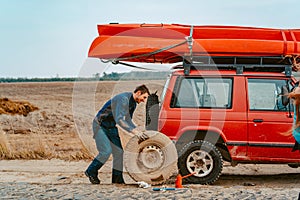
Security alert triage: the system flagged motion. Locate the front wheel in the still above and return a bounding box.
[178,140,223,185]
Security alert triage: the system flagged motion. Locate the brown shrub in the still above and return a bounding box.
[0,98,38,116]
[0,132,11,159]
[1,132,93,160]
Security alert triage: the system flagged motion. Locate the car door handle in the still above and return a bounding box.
[253,119,263,123]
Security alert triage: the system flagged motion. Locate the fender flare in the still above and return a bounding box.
[175,125,228,143]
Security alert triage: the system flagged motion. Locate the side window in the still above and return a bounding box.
[175,79,199,107]
[173,77,232,108]
[248,79,289,111]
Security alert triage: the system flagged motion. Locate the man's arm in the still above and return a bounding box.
[114,94,149,142]
[114,95,136,132]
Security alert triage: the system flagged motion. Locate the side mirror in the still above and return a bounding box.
[281,85,289,106]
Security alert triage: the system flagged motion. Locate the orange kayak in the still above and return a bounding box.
[88,23,300,63]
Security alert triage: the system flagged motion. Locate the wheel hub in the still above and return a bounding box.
[138,145,164,171]
[195,159,205,167]
[186,150,213,177]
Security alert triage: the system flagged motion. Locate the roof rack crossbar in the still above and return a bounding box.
[182,56,292,76]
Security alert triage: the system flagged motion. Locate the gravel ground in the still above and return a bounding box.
[0,160,300,200]
[0,182,299,200]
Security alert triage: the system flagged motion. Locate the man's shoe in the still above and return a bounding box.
[85,170,100,184]
[85,158,103,184]
[112,170,125,184]
[112,179,125,184]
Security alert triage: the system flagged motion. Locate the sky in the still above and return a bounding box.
[1,0,300,78]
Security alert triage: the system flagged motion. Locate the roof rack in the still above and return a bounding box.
[180,56,293,76]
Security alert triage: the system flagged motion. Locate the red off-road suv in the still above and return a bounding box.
[147,56,300,185]
[87,23,300,185]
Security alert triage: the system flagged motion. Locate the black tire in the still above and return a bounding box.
[178,140,223,185]
[124,131,178,185]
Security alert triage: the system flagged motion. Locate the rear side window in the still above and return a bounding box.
[172,77,233,108]
[248,78,290,111]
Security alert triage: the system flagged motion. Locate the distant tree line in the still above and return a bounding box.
[99,71,170,81]
[0,77,78,83]
[0,71,170,83]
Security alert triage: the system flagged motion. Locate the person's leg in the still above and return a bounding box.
[293,131,300,144]
[106,127,125,184]
[292,130,300,152]
[85,158,102,184]
[292,141,300,152]
[85,123,112,184]
[94,127,112,163]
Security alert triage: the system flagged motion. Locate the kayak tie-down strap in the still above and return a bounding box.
[100,25,195,64]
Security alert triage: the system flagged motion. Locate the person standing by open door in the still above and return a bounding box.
[289,83,300,151]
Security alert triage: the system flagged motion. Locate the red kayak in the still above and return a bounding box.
[88,23,300,63]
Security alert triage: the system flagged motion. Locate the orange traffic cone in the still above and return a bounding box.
[175,172,196,188]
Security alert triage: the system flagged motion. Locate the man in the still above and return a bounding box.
[289,83,300,152]
[85,84,150,184]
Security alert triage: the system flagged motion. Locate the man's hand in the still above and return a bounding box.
[131,128,140,135]
[136,132,149,143]
[131,128,149,143]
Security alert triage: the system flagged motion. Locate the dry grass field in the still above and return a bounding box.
[0,80,164,160]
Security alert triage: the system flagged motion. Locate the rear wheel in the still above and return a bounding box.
[178,140,223,185]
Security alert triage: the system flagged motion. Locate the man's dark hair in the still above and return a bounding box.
[134,84,150,95]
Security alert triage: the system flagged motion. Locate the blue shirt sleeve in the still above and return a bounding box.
[113,95,136,132]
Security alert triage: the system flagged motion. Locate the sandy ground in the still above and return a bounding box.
[0,81,300,199]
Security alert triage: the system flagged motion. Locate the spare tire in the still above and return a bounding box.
[124,131,178,185]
